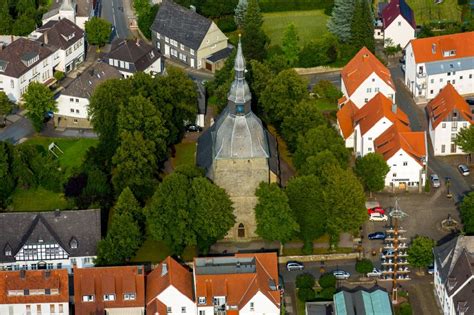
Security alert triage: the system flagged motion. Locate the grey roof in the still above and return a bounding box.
[425,57,474,76]
[433,236,474,285]
[306,302,333,315]
[194,257,256,275]
[452,277,474,314]
[106,39,161,72]
[206,45,233,63]
[0,209,101,263]
[228,40,251,105]
[446,249,474,297]
[36,18,84,50]
[62,61,122,98]
[151,0,212,50]
[0,38,56,78]
[333,287,393,315]
[43,0,92,19]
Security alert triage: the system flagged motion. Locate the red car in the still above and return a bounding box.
[368,207,385,215]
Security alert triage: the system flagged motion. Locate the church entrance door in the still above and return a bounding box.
[238,223,245,238]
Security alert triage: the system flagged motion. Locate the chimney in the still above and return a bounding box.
[54,209,61,217]
[189,4,196,12]
[392,103,397,114]
[432,43,437,54]
[161,263,168,276]
[136,38,140,46]
[20,270,26,279]
[44,32,48,45]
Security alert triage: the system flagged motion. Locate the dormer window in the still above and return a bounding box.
[4,243,12,256]
[198,296,206,304]
[103,294,115,301]
[21,52,40,67]
[149,51,155,58]
[82,295,94,302]
[69,237,78,249]
[443,50,456,57]
[124,293,136,300]
[0,60,7,72]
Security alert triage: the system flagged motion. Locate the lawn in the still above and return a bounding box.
[172,142,196,168]
[262,10,329,48]
[396,0,462,23]
[131,238,197,263]
[11,187,70,211]
[314,99,338,112]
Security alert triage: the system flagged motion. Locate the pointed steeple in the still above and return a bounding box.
[227,35,252,114]
[60,0,74,11]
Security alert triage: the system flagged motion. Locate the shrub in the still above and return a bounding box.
[64,173,87,198]
[302,240,313,255]
[355,258,373,274]
[297,287,316,302]
[296,273,315,289]
[318,274,336,288]
[53,71,65,81]
[216,16,237,33]
[312,80,342,103]
[319,287,336,300]
[399,302,412,315]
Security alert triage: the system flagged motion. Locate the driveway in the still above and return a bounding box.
[0,116,34,143]
[303,71,341,90]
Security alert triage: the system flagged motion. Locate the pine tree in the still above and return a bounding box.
[327,0,355,43]
[281,24,299,66]
[0,0,13,34]
[351,0,375,52]
[234,0,248,28]
[242,0,268,61]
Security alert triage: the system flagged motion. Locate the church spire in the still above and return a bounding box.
[60,0,74,11]
[227,35,252,114]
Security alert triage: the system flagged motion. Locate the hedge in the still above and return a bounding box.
[258,0,334,13]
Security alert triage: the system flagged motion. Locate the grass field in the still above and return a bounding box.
[12,187,70,211]
[131,238,197,263]
[376,0,463,23]
[262,10,329,47]
[171,142,196,168]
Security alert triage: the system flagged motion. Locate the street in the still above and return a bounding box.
[0,115,34,143]
[100,0,131,39]
[303,70,341,90]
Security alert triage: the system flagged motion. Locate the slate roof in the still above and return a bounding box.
[433,236,474,285]
[0,209,101,263]
[43,0,93,19]
[425,57,474,76]
[0,38,56,78]
[151,0,212,50]
[36,18,84,50]
[382,0,416,30]
[106,39,161,72]
[62,62,122,98]
[207,45,234,63]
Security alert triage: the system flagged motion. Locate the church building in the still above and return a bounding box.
[196,39,280,241]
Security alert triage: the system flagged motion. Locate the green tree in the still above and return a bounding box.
[298,34,340,67]
[0,91,13,126]
[286,175,326,250]
[137,4,159,39]
[281,24,299,66]
[327,0,355,42]
[0,141,16,209]
[112,131,157,201]
[114,187,144,228]
[12,14,36,35]
[23,82,56,132]
[312,80,342,103]
[249,60,273,101]
[0,0,13,34]
[296,273,315,289]
[407,236,435,270]
[354,153,390,196]
[460,192,474,234]
[319,274,336,288]
[234,0,247,28]
[299,150,340,177]
[255,183,299,252]
[95,212,143,265]
[241,0,268,61]
[297,287,316,302]
[351,0,375,52]
[455,125,474,157]
[85,17,112,47]
[355,258,374,275]
[260,69,308,126]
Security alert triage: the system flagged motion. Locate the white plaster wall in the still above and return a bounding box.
[240,291,280,315]
[348,73,395,109]
[56,95,89,119]
[384,15,415,48]
[356,117,393,156]
[105,307,145,315]
[384,149,425,187]
[0,302,69,315]
[425,69,474,100]
[56,37,85,73]
[404,43,417,95]
[144,57,162,75]
[0,256,96,273]
[157,286,195,315]
[431,120,471,156]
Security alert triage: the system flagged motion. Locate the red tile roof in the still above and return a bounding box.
[194,253,280,309]
[374,122,426,165]
[353,93,409,135]
[341,47,395,96]
[146,256,194,313]
[409,32,474,63]
[382,0,416,30]
[337,100,358,139]
[427,83,473,129]
[0,270,69,304]
[74,266,145,315]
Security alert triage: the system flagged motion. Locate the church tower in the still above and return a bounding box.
[196,38,280,241]
[59,0,76,24]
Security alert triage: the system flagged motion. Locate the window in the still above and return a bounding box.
[103,294,115,301]
[180,44,184,50]
[430,90,434,94]
[441,144,445,153]
[440,78,443,83]
[375,87,379,92]
[26,305,31,315]
[10,80,14,88]
[157,42,161,49]
[182,307,186,313]
[364,98,368,103]
[82,295,94,302]
[75,109,79,114]
[367,88,372,93]
[70,108,75,113]
[73,119,78,124]
[120,61,124,68]
[56,263,62,269]
[124,62,129,69]
[37,305,42,314]
[470,74,472,79]
[452,80,455,84]
[460,76,463,80]
[156,32,160,39]
[31,264,37,270]
[368,147,372,151]
[198,297,206,304]
[464,123,468,128]
[59,304,63,314]
[393,173,397,178]
[190,49,195,56]
[124,293,136,300]
[50,305,55,313]
[403,162,408,166]
[165,36,169,43]
[170,39,178,46]
[430,79,434,84]
[368,137,372,140]
[442,122,446,128]
[250,302,255,311]
[398,21,401,26]
[447,80,451,84]
[447,72,451,76]
[199,311,205,315]
[167,307,172,313]
[109,59,113,66]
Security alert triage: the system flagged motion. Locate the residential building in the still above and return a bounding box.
[433,236,474,315]
[55,62,121,129]
[0,38,59,103]
[146,256,195,315]
[74,265,146,315]
[193,253,281,314]
[374,122,428,188]
[337,99,358,148]
[196,39,279,240]
[42,0,95,30]
[381,0,416,48]
[333,287,393,315]
[427,83,473,156]
[0,209,101,272]
[340,47,396,109]
[0,269,69,315]
[32,18,85,73]
[104,39,163,78]
[305,301,333,315]
[404,32,474,101]
[151,0,233,72]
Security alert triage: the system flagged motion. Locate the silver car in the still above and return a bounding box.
[286,261,304,271]
[458,164,470,176]
[430,174,440,188]
[332,270,351,280]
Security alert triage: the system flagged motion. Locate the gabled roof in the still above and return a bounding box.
[146,256,194,312]
[341,47,395,96]
[353,93,409,136]
[409,32,474,64]
[0,38,56,78]
[445,249,474,297]
[62,62,122,98]
[337,100,358,139]
[106,39,161,72]
[374,122,426,165]
[193,253,280,309]
[433,236,474,285]
[427,83,473,128]
[74,265,146,314]
[0,269,69,304]
[36,18,84,50]
[334,287,392,315]
[382,0,416,30]
[151,0,212,50]
[0,209,101,263]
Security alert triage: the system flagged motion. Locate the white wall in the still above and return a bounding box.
[55,37,85,73]
[157,286,196,315]
[384,148,425,187]
[430,120,471,156]
[384,15,415,48]
[344,73,395,109]
[0,302,69,315]
[404,43,417,97]
[240,291,280,315]
[0,256,96,273]
[196,306,213,315]
[56,94,89,120]
[105,307,145,315]
[144,57,162,76]
[355,117,393,156]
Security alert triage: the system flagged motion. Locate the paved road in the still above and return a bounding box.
[303,71,341,90]
[101,0,131,39]
[0,116,34,143]
[279,260,358,285]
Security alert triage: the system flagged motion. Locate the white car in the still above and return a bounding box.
[369,213,388,222]
[332,270,351,280]
[367,268,382,277]
[286,261,304,271]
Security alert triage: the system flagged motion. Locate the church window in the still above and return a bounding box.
[236,105,244,114]
[238,223,245,238]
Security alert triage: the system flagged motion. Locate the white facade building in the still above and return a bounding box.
[42,0,93,30]
[381,0,416,48]
[404,32,474,101]
[427,83,473,156]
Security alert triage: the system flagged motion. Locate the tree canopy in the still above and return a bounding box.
[455,125,474,155]
[327,0,355,42]
[234,0,248,28]
[460,192,474,234]
[0,142,16,209]
[23,82,56,132]
[0,91,13,125]
[350,0,375,52]
[354,153,390,195]
[407,235,435,269]
[281,24,299,66]
[85,17,112,47]
[241,0,268,61]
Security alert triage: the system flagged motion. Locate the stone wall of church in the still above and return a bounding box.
[211,157,270,241]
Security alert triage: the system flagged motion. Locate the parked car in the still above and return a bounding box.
[185,124,203,132]
[368,207,385,215]
[369,213,388,222]
[367,268,382,277]
[427,264,434,275]
[286,261,304,271]
[458,164,470,176]
[466,98,474,106]
[368,231,386,240]
[430,174,441,188]
[332,270,351,280]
